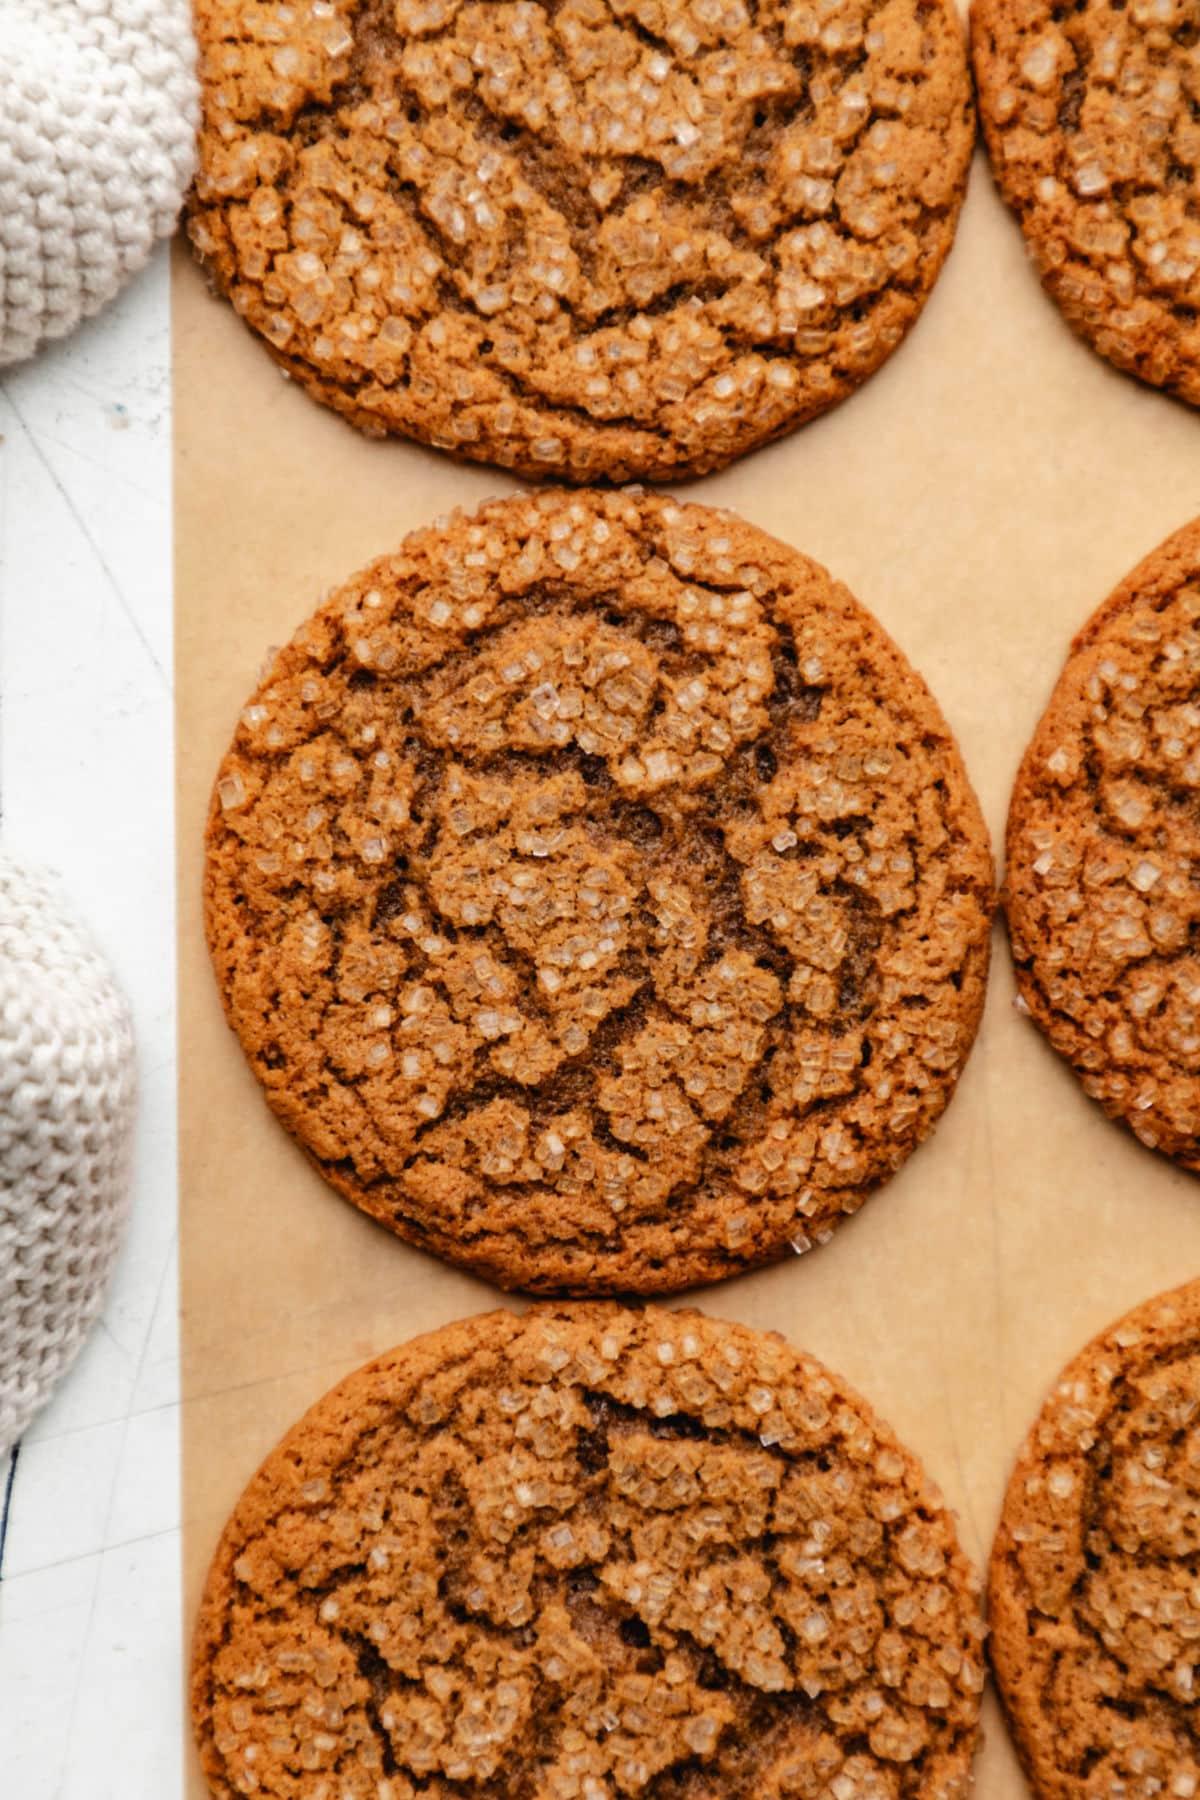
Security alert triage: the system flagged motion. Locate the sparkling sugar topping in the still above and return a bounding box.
[189,0,973,478]
[195,1305,985,1799]
[205,492,993,1293]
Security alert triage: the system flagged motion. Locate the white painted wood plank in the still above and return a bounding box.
[0,249,180,1799]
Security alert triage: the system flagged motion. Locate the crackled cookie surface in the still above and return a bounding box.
[204,491,992,1294]
[990,1281,1200,1800]
[189,0,974,481]
[192,1304,985,1800]
[973,0,1200,403]
[1006,520,1200,1169]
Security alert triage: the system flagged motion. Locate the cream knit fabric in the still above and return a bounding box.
[0,0,198,368]
[0,858,137,1453]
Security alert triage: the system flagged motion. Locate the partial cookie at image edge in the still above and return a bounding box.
[989,1279,1200,1800]
[1005,517,1200,1172]
[192,1302,987,1800]
[972,0,1200,408]
[189,0,975,481]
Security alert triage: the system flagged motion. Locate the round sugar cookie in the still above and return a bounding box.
[990,1280,1200,1800]
[192,1302,986,1800]
[1006,519,1200,1169]
[189,0,975,481]
[204,489,993,1294]
[973,0,1200,405]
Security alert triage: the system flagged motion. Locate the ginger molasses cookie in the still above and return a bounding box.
[973,0,1200,405]
[205,491,993,1294]
[188,0,975,482]
[1006,519,1200,1169]
[990,1281,1200,1800]
[192,1303,986,1800]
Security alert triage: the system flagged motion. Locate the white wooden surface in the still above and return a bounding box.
[0,251,180,1797]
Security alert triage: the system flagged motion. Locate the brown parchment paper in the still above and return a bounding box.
[176,141,1200,1796]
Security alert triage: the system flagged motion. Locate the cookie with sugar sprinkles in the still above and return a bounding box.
[204,490,993,1294]
[973,0,1200,404]
[989,1280,1200,1800]
[188,0,975,481]
[1006,519,1200,1170]
[191,1302,987,1800]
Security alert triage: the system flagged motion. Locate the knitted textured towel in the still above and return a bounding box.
[0,858,137,1453]
[0,0,198,368]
